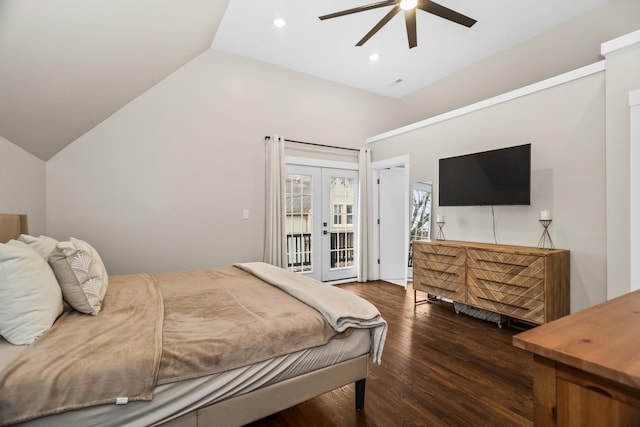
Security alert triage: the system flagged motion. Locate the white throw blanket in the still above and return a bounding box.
[235,262,387,364]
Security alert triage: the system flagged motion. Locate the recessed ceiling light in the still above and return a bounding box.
[369,53,380,62]
[273,18,286,28]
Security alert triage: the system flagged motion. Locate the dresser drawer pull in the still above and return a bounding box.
[422,268,458,277]
[478,296,530,311]
[426,253,458,259]
[475,278,529,289]
[475,260,530,268]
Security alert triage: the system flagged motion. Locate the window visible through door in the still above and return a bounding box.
[285,173,313,273]
[408,182,432,268]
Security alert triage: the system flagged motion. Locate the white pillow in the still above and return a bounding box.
[48,237,109,316]
[18,234,59,261]
[0,240,64,345]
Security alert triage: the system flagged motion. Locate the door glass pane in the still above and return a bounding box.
[329,177,355,269]
[286,174,312,272]
[408,183,432,268]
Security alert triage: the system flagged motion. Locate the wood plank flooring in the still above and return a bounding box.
[247,280,534,427]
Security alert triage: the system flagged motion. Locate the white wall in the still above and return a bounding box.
[603,33,640,299]
[0,136,46,234]
[370,71,607,313]
[630,89,640,292]
[399,0,640,127]
[46,49,405,275]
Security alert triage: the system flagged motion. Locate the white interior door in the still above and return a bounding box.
[285,165,358,282]
[379,167,407,286]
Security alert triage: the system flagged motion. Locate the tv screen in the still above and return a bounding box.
[439,144,531,206]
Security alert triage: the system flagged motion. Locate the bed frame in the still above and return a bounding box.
[0,213,368,427]
[162,357,367,427]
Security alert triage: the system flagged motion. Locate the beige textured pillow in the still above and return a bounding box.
[0,240,64,345]
[18,234,58,261]
[48,238,109,316]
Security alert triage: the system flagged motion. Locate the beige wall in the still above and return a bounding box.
[604,37,640,299]
[46,49,405,275]
[0,136,46,235]
[398,0,640,127]
[33,3,640,302]
[370,72,607,313]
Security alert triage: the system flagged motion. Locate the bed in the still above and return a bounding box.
[0,214,387,427]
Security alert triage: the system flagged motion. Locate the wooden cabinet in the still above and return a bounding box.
[513,290,640,426]
[412,243,466,301]
[413,240,569,324]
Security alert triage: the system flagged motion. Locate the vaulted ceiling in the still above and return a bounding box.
[0,0,616,161]
[0,0,229,161]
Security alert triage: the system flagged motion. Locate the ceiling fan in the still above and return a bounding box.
[319,0,477,49]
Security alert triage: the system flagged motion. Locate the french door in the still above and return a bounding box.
[285,165,358,282]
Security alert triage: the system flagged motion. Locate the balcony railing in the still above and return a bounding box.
[286,232,355,271]
[287,233,311,271]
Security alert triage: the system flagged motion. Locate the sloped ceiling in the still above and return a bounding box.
[0,0,229,161]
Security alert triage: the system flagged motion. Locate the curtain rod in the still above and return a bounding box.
[264,136,360,152]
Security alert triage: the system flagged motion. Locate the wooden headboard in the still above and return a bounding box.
[0,214,28,243]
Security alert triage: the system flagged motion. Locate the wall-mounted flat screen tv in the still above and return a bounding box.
[439,143,531,206]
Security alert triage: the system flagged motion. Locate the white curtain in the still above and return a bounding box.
[357,147,372,282]
[264,135,287,267]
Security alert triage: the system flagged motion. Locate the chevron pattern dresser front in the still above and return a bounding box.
[413,240,570,324]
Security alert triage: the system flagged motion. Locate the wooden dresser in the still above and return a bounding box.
[412,240,570,324]
[513,290,640,426]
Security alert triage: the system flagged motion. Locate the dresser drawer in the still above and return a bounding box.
[413,279,466,301]
[467,249,545,279]
[467,286,544,323]
[467,267,544,301]
[414,258,465,281]
[413,243,465,266]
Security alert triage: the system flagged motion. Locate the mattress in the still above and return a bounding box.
[2,328,370,427]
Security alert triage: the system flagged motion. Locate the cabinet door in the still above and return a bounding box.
[557,378,640,427]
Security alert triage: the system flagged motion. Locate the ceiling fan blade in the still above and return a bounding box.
[418,0,477,27]
[356,5,401,46]
[319,0,397,20]
[404,8,417,48]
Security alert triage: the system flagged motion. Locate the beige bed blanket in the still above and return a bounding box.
[235,262,387,364]
[0,274,164,425]
[0,266,336,426]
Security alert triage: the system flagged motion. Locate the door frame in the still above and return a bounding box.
[371,154,410,285]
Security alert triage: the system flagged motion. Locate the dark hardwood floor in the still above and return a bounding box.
[247,280,534,427]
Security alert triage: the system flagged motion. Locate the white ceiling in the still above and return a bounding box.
[212,0,609,98]
[0,0,612,161]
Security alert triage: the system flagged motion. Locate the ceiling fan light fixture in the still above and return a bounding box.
[400,0,418,11]
[319,1,476,48]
